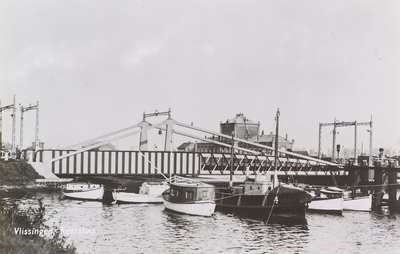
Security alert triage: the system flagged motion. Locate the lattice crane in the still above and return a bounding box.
[0,95,16,152]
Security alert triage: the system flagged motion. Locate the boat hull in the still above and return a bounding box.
[308,197,343,215]
[216,202,307,219]
[343,195,372,212]
[63,187,104,200]
[116,192,164,203]
[163,200,216,217]
[215,193,307,219]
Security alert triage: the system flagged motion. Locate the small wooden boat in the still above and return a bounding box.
[115,181,169,203]
[62,182,104,200]
[162,176,216,217]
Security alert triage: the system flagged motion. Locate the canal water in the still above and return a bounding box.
[2,189,400,254]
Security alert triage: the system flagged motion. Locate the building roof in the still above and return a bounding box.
[177,142,193,149]
[224,113,255,124]
[250,133,293,144]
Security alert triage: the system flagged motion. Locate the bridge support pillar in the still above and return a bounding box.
[164,119,174,151]
[139,121,150,151]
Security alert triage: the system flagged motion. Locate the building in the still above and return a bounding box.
[177,142,195,152]
[180,113,295,154]
[83,142,116,151]
[248,132,295,155]
[220,113,260,140]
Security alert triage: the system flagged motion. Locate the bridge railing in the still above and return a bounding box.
[34,149,342,176]
[35,150,200,176]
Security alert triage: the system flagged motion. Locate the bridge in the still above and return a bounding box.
[29,110,343,177]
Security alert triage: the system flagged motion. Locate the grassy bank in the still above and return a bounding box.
[0,160,44,187]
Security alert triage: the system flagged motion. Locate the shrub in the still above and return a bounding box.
[0,198,76,254]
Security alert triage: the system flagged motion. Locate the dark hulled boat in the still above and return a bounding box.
[215,109,311,220]
[215,175,311,219]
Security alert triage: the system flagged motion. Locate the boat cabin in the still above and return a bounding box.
[139,182,169,195]
[233,172,274,195]
[167,181,215,203]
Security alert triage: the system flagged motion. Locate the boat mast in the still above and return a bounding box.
[274,108,280,188]
[229,130,234,189]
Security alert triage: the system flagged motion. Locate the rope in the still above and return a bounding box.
[266,185,281,223]
[304,183,400,189]
[138,150,169,180]
[213,186,283,223]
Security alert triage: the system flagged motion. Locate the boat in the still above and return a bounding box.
[302,185,343,215]
[308,196,343,215]
[215,109,311,220]
[343,191,372,212]
[320,186,372,212]
[215,172,311,219]
[305,186,371,213]
[162,176,216,217]
[62,182,104,200]
[115,181,169,203]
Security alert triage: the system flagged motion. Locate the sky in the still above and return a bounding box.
[1,0,399,156]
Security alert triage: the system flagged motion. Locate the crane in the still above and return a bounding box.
[0,95,16,153]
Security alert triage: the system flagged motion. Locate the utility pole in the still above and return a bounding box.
[274,108,280,188]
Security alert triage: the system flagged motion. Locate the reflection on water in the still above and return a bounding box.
[1,189,400,254]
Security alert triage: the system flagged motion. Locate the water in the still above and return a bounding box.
[2,189,400,254]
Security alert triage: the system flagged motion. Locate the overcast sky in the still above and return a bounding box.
[1,0,399,155]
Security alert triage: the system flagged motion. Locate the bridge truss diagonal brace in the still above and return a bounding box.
[51,120,168,162]
[175,120,340,167]
[64,122,143,149]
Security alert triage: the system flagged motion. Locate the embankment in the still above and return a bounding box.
[0,160,44,188]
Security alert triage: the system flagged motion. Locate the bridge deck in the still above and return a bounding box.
[32,149,344,176]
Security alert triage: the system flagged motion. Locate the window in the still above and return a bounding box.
[186,191,193,199]
[202,190,209,198]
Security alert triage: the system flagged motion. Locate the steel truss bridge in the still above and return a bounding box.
[32,110,343,176]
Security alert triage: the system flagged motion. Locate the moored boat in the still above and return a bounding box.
[308,197,343,215]
[304,186,343,215]
[215,109,311,220]
[305,186,371,213]
[116,181,169,203]
[343,193,372,212]
[62,182,104,200]
[162,176,216,217]
[319,187,372,212]
[215,173,311,219]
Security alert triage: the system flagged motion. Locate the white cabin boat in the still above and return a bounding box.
[63,183,104,200]
[162,176,216,217]
[115,182,169,203]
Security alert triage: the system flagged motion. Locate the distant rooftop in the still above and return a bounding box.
[224,113,255,124]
